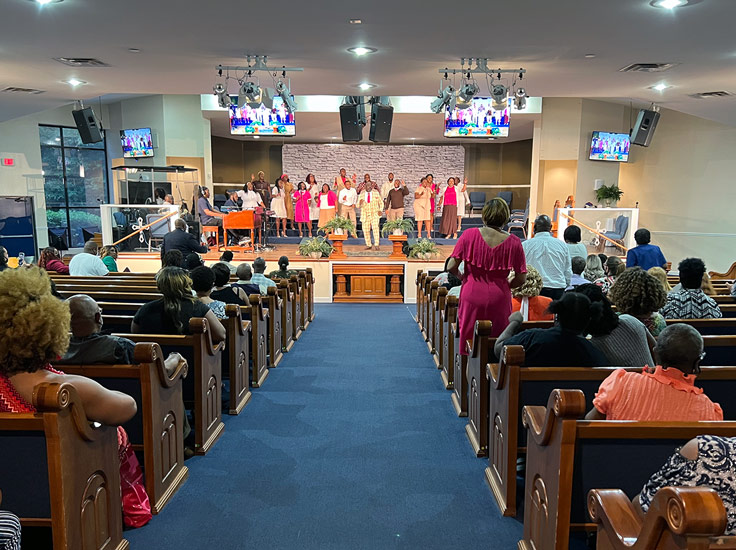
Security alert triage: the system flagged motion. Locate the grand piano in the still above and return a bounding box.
[223,210,255,251]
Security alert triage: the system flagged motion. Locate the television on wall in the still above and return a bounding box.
[120,128,154,158]
[444,97,510,138]
[589,131,630,162]
[229,97,295,136]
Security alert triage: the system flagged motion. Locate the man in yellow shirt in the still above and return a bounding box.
[358,182,383,250]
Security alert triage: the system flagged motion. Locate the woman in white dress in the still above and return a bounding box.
[271,178,288,237]
[306,173,320,233]
[238,181,264,245]
[455,176,469,233]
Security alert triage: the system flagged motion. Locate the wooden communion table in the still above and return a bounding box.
[333,264,404,303]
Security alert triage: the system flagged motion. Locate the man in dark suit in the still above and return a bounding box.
[160,218,208,262]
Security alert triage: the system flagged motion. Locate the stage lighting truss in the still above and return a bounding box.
[214,55,303,112]
[434,58,529,113]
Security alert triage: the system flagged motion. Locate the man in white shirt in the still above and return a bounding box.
[338,180,359,238]
[521,215,572,299]
[69,241,109,276]
[380,172,396,201]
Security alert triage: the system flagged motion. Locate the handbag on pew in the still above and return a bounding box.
[117,426,152,528]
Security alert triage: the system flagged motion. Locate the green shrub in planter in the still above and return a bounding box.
[381,218,415,237]
[408,238,440,259]
[318,216,355,235]
[298,236,333,258]
[595,184,623,207]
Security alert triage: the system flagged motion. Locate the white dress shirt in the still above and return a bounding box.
[521,232,572,289]
[339,188,357,206]
[238,190,262,209]
[69,253,109,276]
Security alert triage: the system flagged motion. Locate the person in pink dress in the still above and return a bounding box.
[447,197,527,354]
[293,181,312,237]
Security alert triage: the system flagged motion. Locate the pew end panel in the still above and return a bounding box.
[277,280,295,353]
[433,287,448,369]
[465,320,493,457]
[426,280,440,352]
[440,295,458,390]
[246,294,270,388]
[451,321,469,417]
[289,275,303,342]
[266,287,284,368]
[222,305,253,415]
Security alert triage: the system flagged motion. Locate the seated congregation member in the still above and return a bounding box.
[448,198,527,352]
[184,252,204,271]
[156,249,184,280]
[132,266,226,343]
[522,214,571,299]
[232,264,261,297]
[563,225,588,261]
[0,246,8,272]
[0,509,21,550]
[626,228,667,270]
[250,257,277,295]
[586,323,722,421]
[446,272,462,298]
[608,267,668,337]
[210,262,248,305]
[269,255,297,280]
[38,247,68,274]
[573,284,655,368]
[567,256,588,289]
[661,258,722,319]
[583,253,605,282]
[512,265,554,321]
[732,281,736,297]
[68,240,108,276]
[100,245,118,273]
[597,253,608,268]
[161,218,208,261]
[219,250,238,274]
[190,266,226,319]
[647,266,672,292]
[494,292,607,366]
[594,255,624,294]
[638,435,736,535]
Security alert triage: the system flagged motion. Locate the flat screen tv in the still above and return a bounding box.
[444,97,510,138]
[589,131,630,162]
[229,96,295,136]
[120,128,154,158]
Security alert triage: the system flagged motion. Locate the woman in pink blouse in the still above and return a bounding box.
[438,177,459,238]
[293,181,313,237]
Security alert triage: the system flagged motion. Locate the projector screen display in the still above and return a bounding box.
[229,97,295,136]
[120,128,154,158]
[444,97,510,138]
[589,131,630,162]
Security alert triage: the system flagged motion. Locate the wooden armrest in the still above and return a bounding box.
[133,342,187,387]
[33,383,100,442]
[522,389,585,446]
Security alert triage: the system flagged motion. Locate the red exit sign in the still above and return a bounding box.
[2,158,14,166]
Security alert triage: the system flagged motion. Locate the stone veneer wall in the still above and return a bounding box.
[282,144,465,217]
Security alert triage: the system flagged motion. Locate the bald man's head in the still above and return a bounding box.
[67,294,103,337]
[83,240,99,254]
[655,323,704,374]
[533,215,552,234]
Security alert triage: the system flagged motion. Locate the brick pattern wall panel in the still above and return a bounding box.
[282,144,465,217]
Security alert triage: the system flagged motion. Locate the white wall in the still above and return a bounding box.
[619,108,736,272]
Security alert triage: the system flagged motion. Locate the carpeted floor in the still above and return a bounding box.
[124,304,522,549]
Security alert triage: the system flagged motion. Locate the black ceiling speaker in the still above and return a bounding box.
[72,107,104,144]
[369,103,393,143]
[339,97,365,142]
[630,109,660,147]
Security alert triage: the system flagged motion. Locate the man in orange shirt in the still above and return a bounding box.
[585,323,722,421]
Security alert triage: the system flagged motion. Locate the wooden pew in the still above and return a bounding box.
[222,305,252,415]
[519,389,736,550]
[416,271,426,330]
[422,276,435,341]
[432,287,448,370]
[425,279,439,349]
[440,295,458,390]
[59,289,161,303]
[116,318,225,455]
[0,383,128,550]
[588,486,735,550]
[245,294,270,388]
[289,275,303,343]
[265,286,284,368]
[485,343,736,518]
[99,302,145,315]
[301,268,315,327]
[451,313,469,417]
[277,280,295,353]
[59,343,189,514]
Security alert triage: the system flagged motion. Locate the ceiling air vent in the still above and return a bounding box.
[689,91,733,99]
[53,57,109,67]
[2,86,45,94]
[619,63,677,73]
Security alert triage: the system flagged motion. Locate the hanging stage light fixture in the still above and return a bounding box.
[213,82,232,108]
[276,80,298,113]
[456,81,479,110]
[514,88,527,110]
[491,83,509,111]
[430,85,456,114]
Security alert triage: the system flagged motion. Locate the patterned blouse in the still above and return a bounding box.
[660,289,723,319]
[640,435,736,534]
[205,300,227,319]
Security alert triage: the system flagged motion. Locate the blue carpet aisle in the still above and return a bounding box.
[125,304,522,549]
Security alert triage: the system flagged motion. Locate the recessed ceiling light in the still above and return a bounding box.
[128,48,141,53]
[31,0,64,4]
[252,135,260,139]
[650,83,671,91]
[649,0,703,8]
[358,82,376,90]
[488,137,498,140]
[584,54,597,59]
[349,18,362,24]
[348,47,377,56]
[64,79,86,87]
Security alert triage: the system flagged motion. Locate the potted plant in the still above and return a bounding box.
[319,216,355,236]
[381,218,415,237]
[595,184,624,208]
[298,236,333,259]
[408,238,440,260]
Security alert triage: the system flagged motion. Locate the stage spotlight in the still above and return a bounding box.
[213,83,231,108]
[430,85,456,114]
[276,80,298,113]
[456,82,479,110]
[261,87,275,110]
[491,84,508,111]
[240,80,262,108]
[514,88,527,110]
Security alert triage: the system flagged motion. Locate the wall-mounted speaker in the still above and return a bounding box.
[630,109,660,147]
[339,102,365,142]
[369,103,393,143]
[72,107,104,144]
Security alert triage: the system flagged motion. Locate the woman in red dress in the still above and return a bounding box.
[447,198,527,354]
